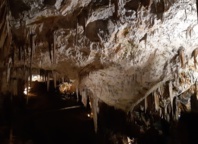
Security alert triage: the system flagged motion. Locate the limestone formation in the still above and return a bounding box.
[1,1,198,142]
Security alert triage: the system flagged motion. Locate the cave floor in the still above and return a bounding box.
[1,91,96,144]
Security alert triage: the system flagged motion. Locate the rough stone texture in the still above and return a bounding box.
[1,0,198,113]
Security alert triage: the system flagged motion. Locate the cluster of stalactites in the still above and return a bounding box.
[131,47,198,122]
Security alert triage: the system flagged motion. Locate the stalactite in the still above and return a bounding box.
[76,84,79,102]
[18,46,21,61]
[0,3,6,24]
[75,79,79,102]
[113,0,119,20]
[164,101,168,120]
[23,65,26,82]
[92,97,98,132]
[174,97,179,120]
[144,97,148,112]
[82,89,88,107]
[22,44,25,63]
[159,107,162,117]
[196,0,198,23]
[62,77,64,83]
[131,76,173,111]
[48,41,52,62]
[3,32,11,59]
[109,0,112,7]
[83,15,87,37]
[45,71,47,82]
[9,128,13,144]
[29,33,35,87]
[139,33,147,48]
[178,46,185,69]
[11,44,15,65]
[169,81,173,114]
[13,79,17,96]
[47,71,50,91]
[53,71,57,88]
[40,69,43,81]
[163,0,171,11]
[53,32,56,64]
[6,57,12,83]
[154,91,160,111]
[33,36,36,54]
[192,48,198,69]
[26,68,29,104]
[26,43,29,55]
[196,81,198,100]
[75,19,78,46]
[46,28,54,63]
[154,0,165,20]
[0,12,6,37]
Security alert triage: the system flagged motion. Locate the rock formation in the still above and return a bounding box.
[1,0,198,143]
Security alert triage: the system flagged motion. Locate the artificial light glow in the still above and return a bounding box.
[127,137,135,144]
[31,75,42,81]
[23,87,31,95]
[87,112,93,118]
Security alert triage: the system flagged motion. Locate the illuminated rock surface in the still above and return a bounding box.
[1,0,198,143]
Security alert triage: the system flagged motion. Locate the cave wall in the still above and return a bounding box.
[78,0,198,112]
[2,0,198,139]
[4,0,198,114]
[0,0,12,113]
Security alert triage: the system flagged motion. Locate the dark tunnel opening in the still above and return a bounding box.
[0,81,96,144]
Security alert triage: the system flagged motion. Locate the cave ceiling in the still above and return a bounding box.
[6,0,198,111]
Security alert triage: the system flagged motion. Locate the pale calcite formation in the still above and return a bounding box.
[1,0,198,113]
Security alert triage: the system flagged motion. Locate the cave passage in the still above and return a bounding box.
[0,81,96,144]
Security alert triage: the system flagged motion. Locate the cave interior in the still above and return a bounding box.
[1,0,198,144]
